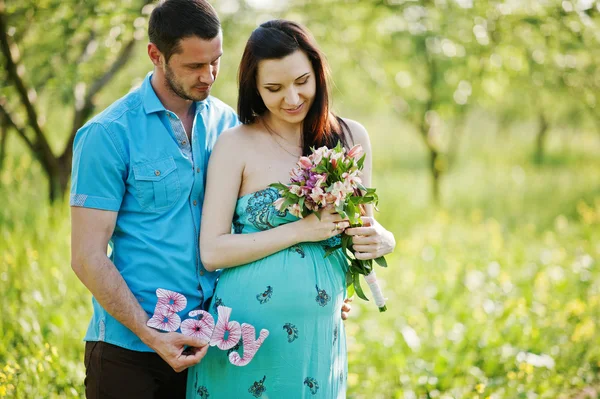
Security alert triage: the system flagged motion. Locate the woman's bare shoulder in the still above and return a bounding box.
[340,117,370,146]
[214,123,263,151]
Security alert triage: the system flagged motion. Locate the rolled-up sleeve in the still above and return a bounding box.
[70,122,127,211]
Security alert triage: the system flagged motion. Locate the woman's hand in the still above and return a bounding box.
[344,216,396,260]
[296,206,350,243]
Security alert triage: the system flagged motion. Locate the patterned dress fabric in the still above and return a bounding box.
[187,187,348,398]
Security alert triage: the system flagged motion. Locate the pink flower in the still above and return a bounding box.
[343,180,354,194]
[298,156,312,170]
[156,288,187,313]
[330,181,346,196]
[329,151,344,169]
[290,167,304,182]
[347,144,363,159]
[304,199,318,211]
[325,192,337,206]
[311,146,330,165]
[335,192,345,207]
[289,204,303,218]
[210,306,242,350]
[331,151,344,162]
[310,187,327,206]
[328,181,348,207]
[311,153,322,165]
[180,310,215,343]
[147,309,181,332]
[342,171,362,187]
[290,184,305,197]
[314,174,327,188]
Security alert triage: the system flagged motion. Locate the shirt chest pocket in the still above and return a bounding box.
[132,157,181,211]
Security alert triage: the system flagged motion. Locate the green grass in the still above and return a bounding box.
[0,118,599,398]
[0,155,87,398]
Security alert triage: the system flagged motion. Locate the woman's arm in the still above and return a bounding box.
[199,127,348,271]
[342,118,396,259]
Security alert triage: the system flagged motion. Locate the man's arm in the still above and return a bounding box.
[71,207,207,372]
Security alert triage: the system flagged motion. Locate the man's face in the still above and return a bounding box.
[162,33,223,102]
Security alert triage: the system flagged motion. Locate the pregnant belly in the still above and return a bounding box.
[210,244,347,322]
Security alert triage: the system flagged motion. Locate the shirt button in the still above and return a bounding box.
[181,140,187,145]
[196,167,201,173]
[193,200,197,206]
[154,170,161,176]
[199,270,205,276]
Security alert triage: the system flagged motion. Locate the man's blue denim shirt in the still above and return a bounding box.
[70,72,239,351]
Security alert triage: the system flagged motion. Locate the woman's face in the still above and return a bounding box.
[256,50,317,126]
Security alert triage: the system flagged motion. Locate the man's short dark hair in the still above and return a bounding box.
[148,0,220,62]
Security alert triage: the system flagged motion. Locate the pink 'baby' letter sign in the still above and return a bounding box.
[146,289,269,366]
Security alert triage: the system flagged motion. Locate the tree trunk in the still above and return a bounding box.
[44,157,71,202]
[429,146,441,204]
[47,170,60,203]
[0,4,146,202]
[0,114,7,171]
[417,36,443,205]
[57,159,71,201]
[419,117,442,205]
[535,112,549,164]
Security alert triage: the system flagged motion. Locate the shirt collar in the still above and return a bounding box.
[142,72,210,115]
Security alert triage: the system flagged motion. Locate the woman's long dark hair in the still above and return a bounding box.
[237,19,351,154]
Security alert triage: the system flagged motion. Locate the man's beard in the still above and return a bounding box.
[164,64,210,102]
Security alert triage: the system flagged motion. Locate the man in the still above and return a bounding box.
[70,0,395,398]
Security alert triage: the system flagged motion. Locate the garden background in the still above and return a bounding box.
[1,0,599,398]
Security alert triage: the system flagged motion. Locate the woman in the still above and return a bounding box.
[187,20,391,398]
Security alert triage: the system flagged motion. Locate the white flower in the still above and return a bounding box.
[273,197,285,211]
[289,204,303,218]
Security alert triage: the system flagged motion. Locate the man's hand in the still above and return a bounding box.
[345,217,396,260]
[341,296,353,321]
[145,330,209,372]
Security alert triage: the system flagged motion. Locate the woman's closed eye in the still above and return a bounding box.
[264,76,309,92]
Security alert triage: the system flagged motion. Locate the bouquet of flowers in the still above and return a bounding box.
[271,142,388,312]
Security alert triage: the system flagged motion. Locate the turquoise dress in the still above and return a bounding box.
[187,187,348,398]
